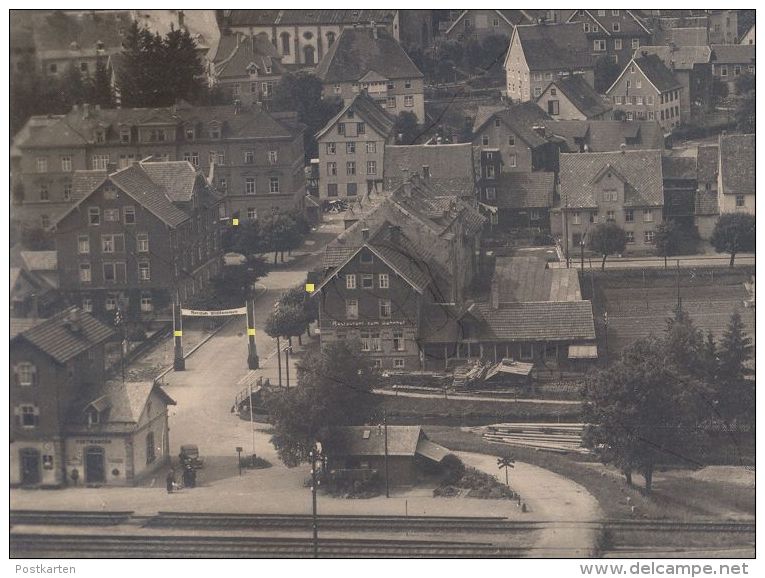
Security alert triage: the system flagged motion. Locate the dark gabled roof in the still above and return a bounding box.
[654,26,709,47]
[138,160,199,203]
[225,9,397,27]
[108,165,193,226]
[11,306,115,364]
[662,155,697,181]
[633,54,682,92]
[315,93,394,140]
[559,149,664,208]
[696,144,719,183]
[512,23,594,71]
[71,170,108,202]
[492,257,582,303]
[569,9,651,36]
[315,27,423,83]
[212,33,286,79]
[472,301,596,342]
[695,189,719,216]
[384,144,475,190]
[31,10,132,55]
[543,75,612,119]
[549,120,664,152]
[445,9,530,34]
[473,101,553,147]
[719,134,755,196]
[710,44,756,65]
[494,172,555,209]
[333,426,424,457]
[636,45,711,71]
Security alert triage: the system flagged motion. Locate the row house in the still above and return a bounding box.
[709,45,756,92]
[662,154,698,228]
[221,9,399,66]
[13,102,306,228]
[504,22,595,103]
[566,9,652,67]
[536,75,613,120]
[206,33,286,108]
[606,54,684,133]
[556,149,665,256]
[316,27,425,123]
[51,160,224,318]
[309,176,485,370]
[441,10,531,42]
[694,143,721,239]
[484,172,556,231]
[315,94,395,200]
[718,133,755,216]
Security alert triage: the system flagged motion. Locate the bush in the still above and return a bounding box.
[441,454,466,485]
[433,485,461,497]
[241,454,272,469]
[435,465,514,500]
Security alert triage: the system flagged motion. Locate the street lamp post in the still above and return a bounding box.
[309,443,326,558]
[236,447,243,476]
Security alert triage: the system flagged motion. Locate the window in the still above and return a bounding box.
[404,95,414,107]
[88,207,100,225]
[105,294,117,310]
[379,273,389,289]
[137,233,149,253]
[346,162,356,176]
[19,405,38,428]
[357,123,365,135]
[326,142,336,155]
[636,78,642,89]
[594,39,606,51]
[362,274,374,289]
[326,162,337,176]
[269,177,280,193]
[598,9,606,16]
[485,165,496,179]
[346,142,356,154]
[92,155,110,170]
[393,358,405,369]
[508,135,515,146]
[78,235,90,254]
[60,156,72,172]
[95,129,106,143]
[393,331,404,351]
[614,38,623,51]
[119,153,135,169]
[632,38,640,49]
[736,195,745,207]
[508,154,517,168]
[367,161,377,175]
[209,124,221,139]
[405,80,412,89]
[360,250,373,264]
[138,261,151,280]
[280,32,291,54]
[121,206,135,225]
[346,299,358,319]
[121,127,131,143]
[268,150,278,164]
[17,363,36,386]
[520,343,533,360]
[232,83,241,96]
[39,184,49,201]
[583,22,590,32]
[613,23,620,32]
[82,298,93,312]
[530,209,541,221]
[79,263,91,282]
[572,212,581,225]
[603,190,618,202]
[246,178,256,194]
[327,183,338,197]
[644,230,655,243]
[49,63,57,74]
[733,65,741,76]
[360,332,371,351]
[346,274,357,289]
[534,86,542,97]
[625,231,635,243]
[643,209,653,222]
[548,100,560,115]
[606,210,615,221]
[624,209,634,222]
[386,96,396,109]
[104,209,120,222]
[244,151,255,164]
[145,431,156,465]
[247,208,257,220]
[366,141,377,154]
[337,123,345,135]
[379,299,391,318]
[485,187,496,201]
[101,234,124,253]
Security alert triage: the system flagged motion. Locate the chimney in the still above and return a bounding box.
[234,99,241,114]
[422,165,430,180]
[491,277,500,309]
[362,228,370,241]
[82,103,91,118]
[371,22,378,39]
[620,143,627,154]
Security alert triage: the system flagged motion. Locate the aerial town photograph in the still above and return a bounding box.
[6,3,758,570]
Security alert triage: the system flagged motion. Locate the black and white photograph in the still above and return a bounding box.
[6,2,758,569]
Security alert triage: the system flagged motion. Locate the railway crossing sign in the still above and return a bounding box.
[497,457,515,486]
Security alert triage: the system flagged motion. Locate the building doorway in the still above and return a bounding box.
[303,45,316,65]
[20,448,41,485]
[85,446,106,484]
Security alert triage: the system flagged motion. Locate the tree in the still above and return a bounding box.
[734,73,756,96]
[653,221,684,269]
[710,213,755,267]
[259,212,304,263]
[479,34,511,75]
[394,111,420,145]
[278,284,319,340]
[594,56,622,93]
[735,89,755,133]
[91,57,114,107]
[265,303,309,344]
[664,306,704,378]
[206,258,268,308]
[587,222,627,270]
[266,341,381,466]
[718,311,753,383]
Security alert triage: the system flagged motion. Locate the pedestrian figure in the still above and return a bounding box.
[189,467,197,488]
[166,468,175,493]
[183,464,193,488]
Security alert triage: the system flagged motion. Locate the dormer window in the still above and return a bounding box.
[15,362,37,386]
[185,126,195,141]
[209,123,221,139]
[247,63,258,76]
[119,127,131,144]
[95,129,105,143]
[265,65,272,75]
[87,408,100,426]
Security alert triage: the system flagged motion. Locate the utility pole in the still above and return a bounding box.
[249,383,256,455]
[285,342,290,389]
[676,259,682,310]
[246,298,259,369]
[276,335,282,387]
[384,410,390,498]
[173,290,185,371]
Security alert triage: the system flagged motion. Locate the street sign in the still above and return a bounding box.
[181,307,247,317]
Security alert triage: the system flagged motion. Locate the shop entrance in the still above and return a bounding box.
[85,446,106,484]
[20,448,41,485]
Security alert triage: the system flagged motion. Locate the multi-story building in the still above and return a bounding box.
[11,307,114,487]
[309,176,485,370]
[739,23,755,45]
[707,10,739,44]
[441,10,530,42]
[316,27,425,123]
[546,119,665,153]
[315,93,395,200]
[718,134,755,215]
[606,54,684,132]
[662,153,698,228]
[504,22,595,103]
[13,102,306,228]
[709,44,756,92]
[383,143,478,199]
[566,9,652,68]
[536,75,612,120]
[51,160,223,318]
[557,149,664,256]
[206,32,286,107]
[220,9,399,66]
[636,46,713,118]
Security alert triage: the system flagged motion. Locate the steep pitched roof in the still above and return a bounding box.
[213,33,285,79]
[138,160,199,203]
[31,10,132,56]
[654,26,709,47]
[636,45,711,71]
[719,134,755,196]
[710,44,756,65]
[20,251,57,271]
[473,101,553,147]
[512,23,594,71]
[11,306,115,364]
[445,9,529,35]
[543,75,612,119]
[549,120,664,152]
[71,170,108,202]
[696,144,719,183]
[559,149,664,208]
[632,54,683,92]
[315,27,423,83]
[384,144,475,191]
[315,93,394,140]
[493,257,581,303]
[333,426,424,457]
[494,172,555,209]
[225,10,397,27]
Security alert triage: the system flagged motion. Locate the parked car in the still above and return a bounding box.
[179,444,203,469]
